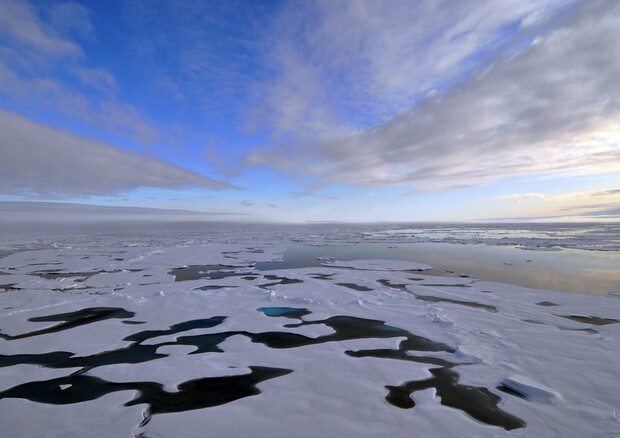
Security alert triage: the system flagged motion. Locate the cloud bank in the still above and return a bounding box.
[247,0,620,193]
[0,111,236,197]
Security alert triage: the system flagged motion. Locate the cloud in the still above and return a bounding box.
[0,202,255,233]
[97,100,160,144]
[557,202,620,219]
[0,0,82,57]
[587,188,620,198]
[46,2,94,39]
[71,67,119,93]
[121,1,265,120]
[582,205,620,217]
[247,44,350,141]
[0,1,162,145]
[240,199,279,208]
[491,193,546,201]
[0,201,236,217]
[0,110,237,197]
[247,1,620,194]
[249,0,571,140]
[289,190,341,201]
[0,62,160,144]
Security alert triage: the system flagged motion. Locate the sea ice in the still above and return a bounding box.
[0,235,618,437]
[499,376,561,403]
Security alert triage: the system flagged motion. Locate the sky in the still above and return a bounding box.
[1,0,619,223]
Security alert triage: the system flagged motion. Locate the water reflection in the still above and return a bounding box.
[255,242,619,295]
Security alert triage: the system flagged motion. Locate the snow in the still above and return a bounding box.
[0,232,618,437]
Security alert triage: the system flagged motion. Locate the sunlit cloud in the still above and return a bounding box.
[246,1,620,195]
[248,0,571,139]
[491,193,546,201]
[485,185,620,220]
[587,188,620,198]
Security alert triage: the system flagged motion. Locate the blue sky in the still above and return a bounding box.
[1,0,619,222]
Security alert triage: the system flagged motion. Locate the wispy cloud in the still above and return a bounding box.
[0,63,160,144]
[45,2,94,39]
[248,0,571,140]
[0,0,162,145]
[533,200,620,220]
[71,67,119,93]
[580,205,620,217]
[290,191,313,199]
[247,1,620,194]
[0,111,237,197]
[240,199,279,208]
[0,0,82,57]
[290,190,340,201]
[587,188,620,198]
[121,0,269,120]
[491,193,546,201]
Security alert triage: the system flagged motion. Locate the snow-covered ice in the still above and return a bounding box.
[0,231,618,437]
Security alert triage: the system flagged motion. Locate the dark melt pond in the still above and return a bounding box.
[0,305,525,430]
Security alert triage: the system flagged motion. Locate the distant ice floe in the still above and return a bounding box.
[2,223,619,257]
[0,235,618,437]
[360,223,620,252]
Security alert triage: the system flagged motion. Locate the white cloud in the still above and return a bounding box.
[0,110,237,197]
[247,1,620,194]
[249,0,572,140]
